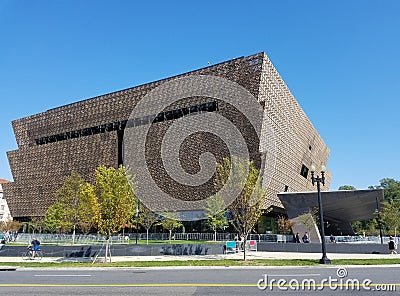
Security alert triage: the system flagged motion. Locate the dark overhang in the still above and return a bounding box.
[278,189,384,223]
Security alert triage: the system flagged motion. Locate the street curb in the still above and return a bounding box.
[0,266,18,271]
[13,264,400,272]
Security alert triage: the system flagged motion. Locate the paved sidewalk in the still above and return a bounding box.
[0,251,398,263]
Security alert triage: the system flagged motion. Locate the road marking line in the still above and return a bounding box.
[1,284,254,287]
[268,274,321,277]
[34,275,92,277]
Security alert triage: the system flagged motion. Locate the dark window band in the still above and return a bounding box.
[35,101,218,146]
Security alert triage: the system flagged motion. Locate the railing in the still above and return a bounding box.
[14,233,396,245]
[15,233,132,245]
[326,235,396,244]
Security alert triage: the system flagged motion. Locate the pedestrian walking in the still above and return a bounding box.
[295,232,301,243]
[388,236,397,254]
[0,237,6,250]
[13,231,18,242]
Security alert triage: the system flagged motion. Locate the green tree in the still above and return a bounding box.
[362,178,400,238]
[215,157,267,261]
[338,185,356,190]
[136,204,159,245]
[159,211,183,243]
[5,220,23,233]
[277,216,295,235]
[76,183,99,234]
[44,203,72,233]
[381,198,400,236]
[352,219,381,236]
[373,178,400,201]
[29,217,45,234]
[95,165,137,262]
[44,172,98,244]
[0,221,7,232]
[204,194,228,241]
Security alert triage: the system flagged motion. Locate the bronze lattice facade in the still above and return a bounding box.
[4,52,331,219]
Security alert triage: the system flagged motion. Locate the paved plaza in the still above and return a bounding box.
[0,251,398,264]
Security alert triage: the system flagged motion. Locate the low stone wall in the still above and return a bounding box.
[0,242,390,257]
[257,242,389,254]
[0,243,226,257]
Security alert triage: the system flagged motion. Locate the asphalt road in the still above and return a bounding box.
[0,266,399,295]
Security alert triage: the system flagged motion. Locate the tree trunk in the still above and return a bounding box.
[169,230,172,244]
[146,228,149,245]
[243,237,247,261]
[72,224,76,245]
[214,230,217,241]
[105,236,110,263]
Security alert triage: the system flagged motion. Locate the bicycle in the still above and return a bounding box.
[21,248,43,261]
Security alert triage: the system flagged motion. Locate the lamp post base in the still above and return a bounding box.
[319,256,331,264]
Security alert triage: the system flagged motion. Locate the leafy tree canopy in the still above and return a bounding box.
[159,211,183,242]
[215,156,268,260]
[380,198,400,235]
[372,178,400,201]
[44,172,98,238]
[205,194,228,232]
[338,185,356,190]
[95,165,137,237]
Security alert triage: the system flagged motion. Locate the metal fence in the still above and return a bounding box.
[14,232,295,244]
[13,232,394,245]
[327,235,397,244]
[15,233,122,245]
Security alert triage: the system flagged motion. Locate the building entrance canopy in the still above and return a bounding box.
[278,189,384,238]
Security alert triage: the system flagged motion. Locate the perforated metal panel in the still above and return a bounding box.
[4,52,330,219]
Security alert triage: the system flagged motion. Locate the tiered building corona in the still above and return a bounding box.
[4,52,330,221]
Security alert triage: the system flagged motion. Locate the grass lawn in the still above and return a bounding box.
[2,258,400,268]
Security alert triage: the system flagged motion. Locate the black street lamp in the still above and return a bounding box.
[310,164,331,264]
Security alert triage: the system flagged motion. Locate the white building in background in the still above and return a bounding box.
[0,179,12,222]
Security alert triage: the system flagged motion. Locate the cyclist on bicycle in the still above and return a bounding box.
[29,238,41,259]
[0,237,6,250]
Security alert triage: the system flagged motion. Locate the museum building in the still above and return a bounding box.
[4,52,331,222]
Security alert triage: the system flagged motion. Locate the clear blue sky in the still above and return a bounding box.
[0,0,399,190]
